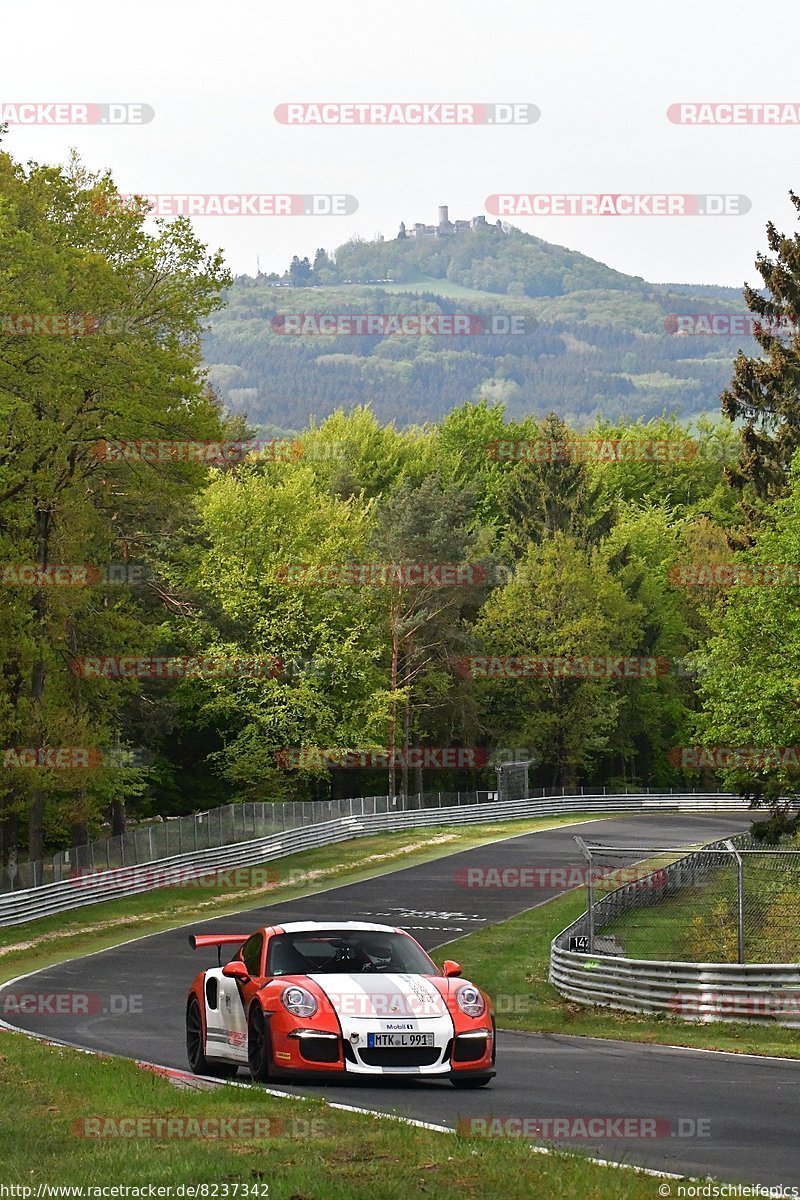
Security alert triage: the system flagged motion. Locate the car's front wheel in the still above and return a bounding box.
[186,997,238,1078]
[247,1005,272,1082]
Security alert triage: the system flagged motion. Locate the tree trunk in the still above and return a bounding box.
[401,691,410,799]
[109,796,127,837]
[27,662,47,862]
[388,608,399,800]
[70,817,89,847]
[27,506,52,864]
[0,811,18,890]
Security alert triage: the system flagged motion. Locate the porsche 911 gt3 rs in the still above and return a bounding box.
[186,920,495,1087]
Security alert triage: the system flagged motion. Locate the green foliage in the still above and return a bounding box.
[210,252,749,429]
[695,454,800,796]
[9,142,800,867]
[0,145,230,861]
[748,803,800,842]
[723,191,800,499]
[684,899,740,964]
[474,533,640,786]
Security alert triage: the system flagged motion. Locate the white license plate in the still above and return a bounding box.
[367,1032,434,1048]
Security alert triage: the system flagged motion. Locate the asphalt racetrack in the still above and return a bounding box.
[3,811,798,1185]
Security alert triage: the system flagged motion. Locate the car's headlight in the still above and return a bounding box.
[456,983,485,1018]
[281,985,317,1018]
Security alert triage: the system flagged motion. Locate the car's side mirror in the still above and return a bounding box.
[442,960,462,978]
[221,960,250,982]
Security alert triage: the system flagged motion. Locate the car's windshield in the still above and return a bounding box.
[266,930,437,976]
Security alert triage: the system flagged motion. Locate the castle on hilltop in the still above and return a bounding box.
[398,205,505,240]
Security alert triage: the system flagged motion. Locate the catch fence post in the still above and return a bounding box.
[725,840,745,964]
[575,836,593,953]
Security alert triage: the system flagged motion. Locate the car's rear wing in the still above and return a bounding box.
[189,933,249,965]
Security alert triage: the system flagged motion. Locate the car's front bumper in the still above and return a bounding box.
[271,1024,494,1077]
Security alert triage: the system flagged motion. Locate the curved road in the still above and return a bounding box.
[3,812,797,1185]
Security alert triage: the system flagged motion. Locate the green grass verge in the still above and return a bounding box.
[0,814,602,986]
[0,1031,671,1197]
[437,888,800,1058]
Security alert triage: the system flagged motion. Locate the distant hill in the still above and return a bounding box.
[203,222,756,431]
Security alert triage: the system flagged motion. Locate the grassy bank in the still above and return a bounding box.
[437,888,800,1058]
[0,1028,672,1198]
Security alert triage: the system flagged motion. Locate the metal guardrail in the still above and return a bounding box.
[550,830,800,1027]
[3,783,733,892]
[0,791,744,928]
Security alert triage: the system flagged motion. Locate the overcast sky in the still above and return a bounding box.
[4,0,800,288]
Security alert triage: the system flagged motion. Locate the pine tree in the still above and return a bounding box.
[723,191,800,499]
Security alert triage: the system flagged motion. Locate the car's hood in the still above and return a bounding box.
[307,972,448,1020]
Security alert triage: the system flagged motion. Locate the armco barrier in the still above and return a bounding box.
[550,829,800,1027]
[0,792,745,928]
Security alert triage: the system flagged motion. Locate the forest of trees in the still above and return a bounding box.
[206,279,747,430]
[4,137,800,875]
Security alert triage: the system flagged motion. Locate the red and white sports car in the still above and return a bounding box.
[186,920,495,1087]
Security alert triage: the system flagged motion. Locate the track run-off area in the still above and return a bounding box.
[2,811,797,1186]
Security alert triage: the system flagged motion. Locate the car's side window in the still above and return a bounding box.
[241,933,264,977]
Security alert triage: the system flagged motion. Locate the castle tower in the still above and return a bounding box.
[438,205,449,227]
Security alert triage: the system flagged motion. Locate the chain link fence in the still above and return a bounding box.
[496,758,539,801]
[1,792,490,893]
[1,782,727,893]
[574,835,800,964]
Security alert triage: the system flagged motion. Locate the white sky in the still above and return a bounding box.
[3,0,800,287]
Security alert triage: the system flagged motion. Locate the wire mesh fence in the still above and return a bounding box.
[1,792,491,892]
[1,782,728,893]
[574,835,800,964]
[495,754,542,801]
